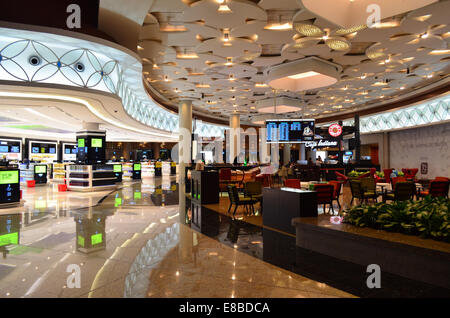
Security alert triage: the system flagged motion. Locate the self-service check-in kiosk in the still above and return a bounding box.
[132,163,141,180]
[34,165,47,185]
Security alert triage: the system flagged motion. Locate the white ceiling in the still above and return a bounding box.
[138,0,450,123]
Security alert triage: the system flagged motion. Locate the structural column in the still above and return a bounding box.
[283,143,291,165]
[178,99,192,225]
[299,143,306,161]
[229,114,240,164]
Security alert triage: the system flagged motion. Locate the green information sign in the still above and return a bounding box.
[34,165,47,174]
[0,170,19,184]
[113,164,122,173]
[91,233,103,246]
[77,235,85,247]
[91,138,103,148]
[78,138,85,147]
[133,163,141,171]
[0,232,19,246]
[134,191,142,200]
[114,197,122,207]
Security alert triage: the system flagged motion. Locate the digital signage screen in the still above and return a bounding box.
[133,163,141,171]
[32,147,39,153]
[266,119,315,143]
[0,146,9,153]
[49,148,56,154]
[78,139,85,148]
[34,165,47,174]
[11,146,19,153]
[0,232,19,246]
[91,233,103,246]
[91,138,102,148]
[0,170,19,184]
[65,148,71,154]
[113,164,122,173]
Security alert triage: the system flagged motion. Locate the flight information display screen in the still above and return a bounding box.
[266,119,315,143]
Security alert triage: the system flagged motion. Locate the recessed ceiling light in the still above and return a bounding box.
[429,49,450,55]
[255,83,268,88]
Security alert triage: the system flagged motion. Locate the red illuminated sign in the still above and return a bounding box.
[328,124,342,137]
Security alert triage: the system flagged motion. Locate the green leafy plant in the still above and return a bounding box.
[343,196,450,242]
[348,170,366,178]
[397,171,405,177]
[375,171,384,178]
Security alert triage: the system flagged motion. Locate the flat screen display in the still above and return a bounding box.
[32,147,39,153]
[34,165,47,174]
[133,163,141,171]
[65,148,71,154]
[266,119,315,143]
[91,138,102,148]
[0,146,8,153]
[72,148,77,154]
[0,232,19,246]
[0,170,19,184]
[49,148,56,154]
[91,233,103,246]
[11,146,19,153]
[78,139,85,147]
[113,164,122,173]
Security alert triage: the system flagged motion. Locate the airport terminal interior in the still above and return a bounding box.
[0,0,449,299]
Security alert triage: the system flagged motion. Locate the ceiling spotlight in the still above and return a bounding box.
[217,0,232,13]
[225,57,233,66]
[360,74,367,79]
[400,86,405,90]
[427,74,433,78]
[222,29,231,42]
[164,75,170,82]
[229,74,235,81]
[255,83,268,88]
[421,32,429,39]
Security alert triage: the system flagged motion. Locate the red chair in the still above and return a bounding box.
[313,184,335,214]
[383,169,394,184]
[335,171,349,185]
[219,168,232,181]
[419,180,449,198]
[219,168,232,195]
[391,176,407,189]
[402,168,418,180]
[284,179,301,189]
[328,180,342,210]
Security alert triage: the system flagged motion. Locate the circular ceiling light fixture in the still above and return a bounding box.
[266,57,342,92]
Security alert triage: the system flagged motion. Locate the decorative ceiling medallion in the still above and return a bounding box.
[266,57,342,92]
[256,97,303,114]
[297,0,438,29]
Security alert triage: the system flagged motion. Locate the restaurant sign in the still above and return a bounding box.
[328,124,343,137]
[305,140,339,148]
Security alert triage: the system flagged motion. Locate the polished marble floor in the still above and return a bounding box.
[0,177,353,298]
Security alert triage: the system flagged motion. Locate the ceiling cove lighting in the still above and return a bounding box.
[256,97,302,114]
[266,57,341,92]
[0,91,175,139]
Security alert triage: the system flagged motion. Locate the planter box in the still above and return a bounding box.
[292,216,450,289]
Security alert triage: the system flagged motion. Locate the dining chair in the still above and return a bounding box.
[419,180,449,198]
[383,181,415,202]
[284,179,301,189]
[328,180,342,210]
[313,184,335,214]
[227,185,257,216]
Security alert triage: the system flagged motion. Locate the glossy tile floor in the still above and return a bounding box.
[0,177,352,298]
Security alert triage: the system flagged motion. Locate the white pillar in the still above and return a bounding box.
[229,114,240,164]
[178,100,192,224]
[299,144,306,161]
[283,143,291,165]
